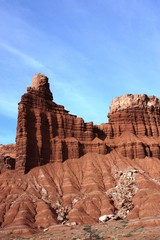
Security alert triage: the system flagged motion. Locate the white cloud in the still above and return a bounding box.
[0,42,45,69]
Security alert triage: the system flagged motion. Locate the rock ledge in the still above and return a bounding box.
[110,94,160,113]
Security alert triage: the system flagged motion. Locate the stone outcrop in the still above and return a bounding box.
[16,74,160,173]
[0,144,16,173]
[108,94,160,137]
[16,74,109,173]
[96,94,160,138]
[96,94,160,160]
[110,94,160,113]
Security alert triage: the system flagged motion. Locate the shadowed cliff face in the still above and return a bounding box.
[1,74,160,236]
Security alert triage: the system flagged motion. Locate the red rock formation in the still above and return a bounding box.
[1,74,160,237]
[108,94,160,137]
[96,94,160,159]
[0,144,16,173]
[16,75,160,173]
[16,74,108,173]
[96,94,160,138]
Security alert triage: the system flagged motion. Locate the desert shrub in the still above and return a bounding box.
[83,224,104,240]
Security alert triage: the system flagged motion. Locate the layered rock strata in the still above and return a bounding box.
[1,152,160,235]
[16,74,160,173]
[16,74,108,173]
[109,94,160,137]
[96,94,160,159]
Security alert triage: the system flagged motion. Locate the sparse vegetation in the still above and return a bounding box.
[132,226,144,233]
[83,224,104,240]
[124,232,133,237]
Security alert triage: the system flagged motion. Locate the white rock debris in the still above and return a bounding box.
[106,168,138,219]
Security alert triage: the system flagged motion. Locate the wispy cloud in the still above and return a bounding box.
[0,42,45,69]
[0,94,18,119]
[0,41,94,121]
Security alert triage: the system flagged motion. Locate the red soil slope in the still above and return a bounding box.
[1,74,160,238]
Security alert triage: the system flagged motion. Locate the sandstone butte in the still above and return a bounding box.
[0,73,160,238]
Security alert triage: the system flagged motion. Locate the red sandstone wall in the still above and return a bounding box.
[16,75,160,173]
[16,74,109,173]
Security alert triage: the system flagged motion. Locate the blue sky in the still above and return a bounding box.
[1,0,160,144]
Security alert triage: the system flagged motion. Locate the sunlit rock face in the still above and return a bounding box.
[110,94,160,113]
[107,94,160,159]
[16,74,108,173]
[97,94,160,160]
[15,75,160,173]
[32,73,48,90]
[108,94,160,136]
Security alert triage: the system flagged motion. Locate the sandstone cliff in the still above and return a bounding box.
[16,74,160,173]
[16,74,108,173]
[96,94,160,160]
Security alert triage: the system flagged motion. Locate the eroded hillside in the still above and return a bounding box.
[1,74,160,238]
